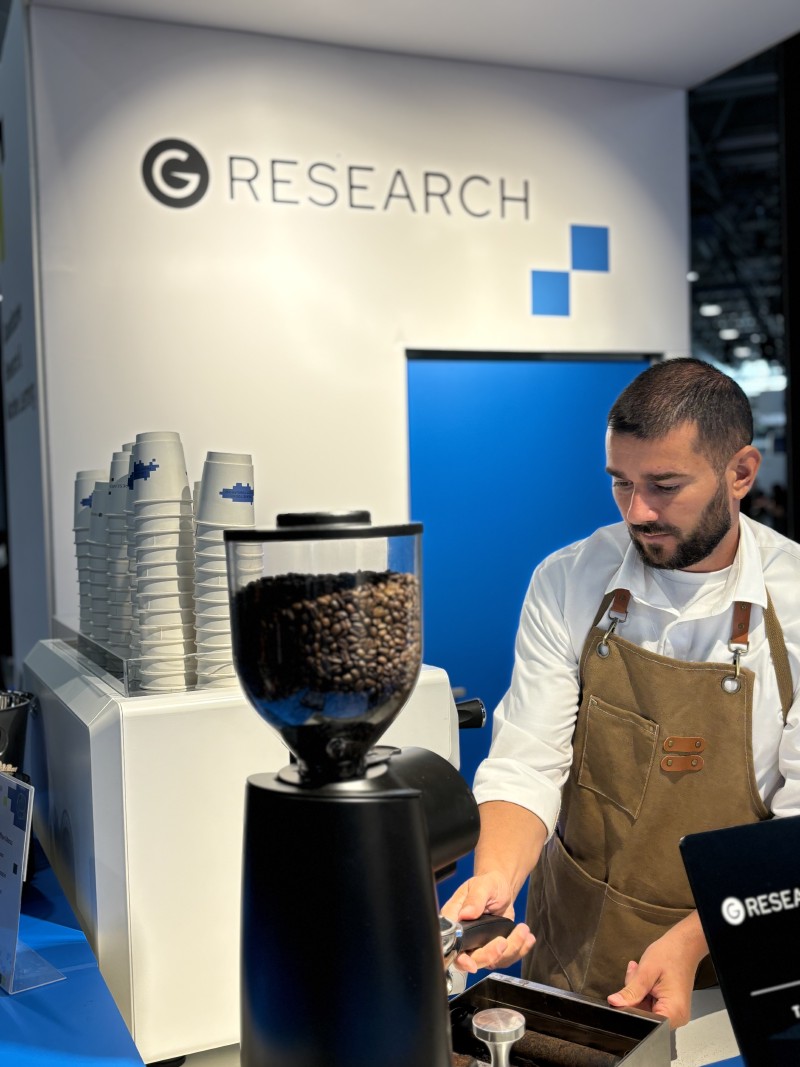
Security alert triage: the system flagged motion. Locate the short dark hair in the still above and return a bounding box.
[608,358,753,470]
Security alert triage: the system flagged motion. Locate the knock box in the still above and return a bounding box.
[449,973,670,1066]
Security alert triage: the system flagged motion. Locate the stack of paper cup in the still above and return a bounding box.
[106,447,135,661]
[74,469,107,635]
[88,479,111,648]
[194,451,256,688]
[130,431,196,692]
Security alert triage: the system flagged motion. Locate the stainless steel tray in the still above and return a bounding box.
[449,972,670,1066]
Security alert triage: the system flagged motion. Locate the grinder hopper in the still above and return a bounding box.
[226,513,480,1067]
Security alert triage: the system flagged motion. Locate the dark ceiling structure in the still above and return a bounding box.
[688,49,783,369]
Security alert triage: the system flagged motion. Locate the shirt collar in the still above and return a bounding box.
[605,515,768,615]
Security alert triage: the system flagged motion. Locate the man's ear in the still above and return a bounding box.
[729,445,762,500]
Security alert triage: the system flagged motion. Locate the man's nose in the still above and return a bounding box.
[626,491,659,525]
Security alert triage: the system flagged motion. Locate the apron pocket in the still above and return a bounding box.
[577,694,659,819]
[527,833,693,999]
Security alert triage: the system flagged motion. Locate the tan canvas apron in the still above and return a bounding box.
[523,589,793,999]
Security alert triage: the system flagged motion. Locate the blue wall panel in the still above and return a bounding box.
[407,356,647,920]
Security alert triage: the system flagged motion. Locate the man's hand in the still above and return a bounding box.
[441,872,535,973]
[606,912,709,1029]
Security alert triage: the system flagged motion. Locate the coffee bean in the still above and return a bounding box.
[233,568,421,704]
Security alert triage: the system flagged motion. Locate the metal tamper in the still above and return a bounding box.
[471,1007,525,1067]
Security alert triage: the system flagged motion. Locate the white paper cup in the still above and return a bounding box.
[194,583,228,601]
[74,469,108,529]
[106,574,132,592]
[109,450,130,481]
[196,675,236,689]
[112,451,135,517]
[139,677,195,693]
[131,432,190,503]
[195,616,233,634]
[133,497,193,515]
[106,584,130,600]
[134,513,194,535]
[195,571,228,588]
[196,634,232,652]
[194,542,226,562]
[139,631,195,653]
[135,561,195,581]
[195,451,255,525]
[89,481,110,541]
[136,571,194,594]
[197,664,235,681]
[137,587,194,608]
[135,536,194,558]
[194,599,230,619]
[194,522,226,540]
[108,599,133,616]
[194,555,228,573]
[139,605,194,627]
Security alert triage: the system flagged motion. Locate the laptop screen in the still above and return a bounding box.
[680,815,800,1067]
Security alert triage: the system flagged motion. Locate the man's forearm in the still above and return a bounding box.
[473,800,549,899]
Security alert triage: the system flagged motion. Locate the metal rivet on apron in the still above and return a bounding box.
[597,642,610,658]
[666,758,673,766]
[695,740,702,749]
[691,759,698,767]
[721,675,741,694]
[667,739,674,748]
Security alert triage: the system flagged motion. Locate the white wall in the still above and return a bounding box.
[17,7,689,653]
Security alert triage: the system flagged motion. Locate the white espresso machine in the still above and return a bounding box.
[23,634,462,1065]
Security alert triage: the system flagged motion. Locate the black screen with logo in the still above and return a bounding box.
[681,815,800,1066]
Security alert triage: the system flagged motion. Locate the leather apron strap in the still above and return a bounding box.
[594,589,793,718]
[764,592,793,722]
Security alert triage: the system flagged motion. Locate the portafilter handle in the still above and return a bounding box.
[471,1008,525,1067]
[441,914,515,994]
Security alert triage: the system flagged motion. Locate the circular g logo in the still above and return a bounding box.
[721,896,746,926]
[142,139,209,208]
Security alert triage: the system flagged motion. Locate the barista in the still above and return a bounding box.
[443,358,800,1028]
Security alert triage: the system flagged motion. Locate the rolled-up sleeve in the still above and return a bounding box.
[472,557,583,837]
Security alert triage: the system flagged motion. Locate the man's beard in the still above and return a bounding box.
[628,479,732,570]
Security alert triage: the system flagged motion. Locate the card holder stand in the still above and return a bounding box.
[0,774,65,995]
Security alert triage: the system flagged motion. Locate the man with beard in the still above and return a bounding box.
[443,357,800,1029]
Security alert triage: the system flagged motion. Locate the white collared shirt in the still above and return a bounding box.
[472,515,800,835]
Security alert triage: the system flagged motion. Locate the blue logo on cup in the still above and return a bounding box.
[220,482,255,504]
[129,459,160,488]
[531,224,610,317]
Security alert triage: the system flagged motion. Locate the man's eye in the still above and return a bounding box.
[612,480,632,490]
[655,484,680,494]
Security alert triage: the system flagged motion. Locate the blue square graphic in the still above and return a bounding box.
[571,225,610,272]
[531,270,570,316]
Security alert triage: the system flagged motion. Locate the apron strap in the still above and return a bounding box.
[591,589,630,629]
[764,592,794,723]
[591,592,615,630]
[591,589,794,722]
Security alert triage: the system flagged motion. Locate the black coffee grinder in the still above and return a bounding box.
[225,514,481,1067]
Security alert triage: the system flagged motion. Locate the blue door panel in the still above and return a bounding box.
[407,356,647,919]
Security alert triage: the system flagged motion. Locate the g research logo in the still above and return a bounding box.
[142,139,209,208]
[722,889,800,925]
